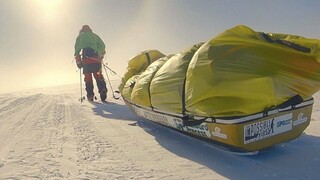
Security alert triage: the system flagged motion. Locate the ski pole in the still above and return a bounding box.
[103,63,122,78]
[85,56,121,78]
[101,61,120,100]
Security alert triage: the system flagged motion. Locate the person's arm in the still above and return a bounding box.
[74,36,81,56]
[74,36,82,68]
[97,35,106,59]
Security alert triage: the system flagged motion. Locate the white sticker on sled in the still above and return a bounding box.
[212,127,228,139]
[293,113,308,126]
[244,113,292,144]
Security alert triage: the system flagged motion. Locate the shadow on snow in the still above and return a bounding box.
[90,100,320,179]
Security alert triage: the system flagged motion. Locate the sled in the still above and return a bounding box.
[124,98,313,153]
[119,25,320,153]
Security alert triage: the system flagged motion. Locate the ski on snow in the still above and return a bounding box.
[79,96,109,104]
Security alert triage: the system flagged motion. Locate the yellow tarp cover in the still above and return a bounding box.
[119,50,165,92]
[119,25,320,118]
[131,55,172,107]
[150,43,203,112]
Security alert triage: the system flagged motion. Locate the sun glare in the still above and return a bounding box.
[34,0,64,20]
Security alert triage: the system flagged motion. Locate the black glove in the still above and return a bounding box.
[76,62,83,69]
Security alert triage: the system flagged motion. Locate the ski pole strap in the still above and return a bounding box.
[105,64,117,74]
[103,64,122,78]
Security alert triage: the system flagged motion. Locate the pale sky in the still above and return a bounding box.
[0,0,319,93]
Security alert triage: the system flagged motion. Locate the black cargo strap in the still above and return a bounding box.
[182,116,208,126]
[145,52,151,65]
[181,76,208,126]
[260,32,311,53]
[277,94,303,109]
[181,77,187,116]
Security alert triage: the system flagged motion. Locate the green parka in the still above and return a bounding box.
[74,31,106,58]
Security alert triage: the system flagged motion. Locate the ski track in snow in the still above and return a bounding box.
[0,84,319,179]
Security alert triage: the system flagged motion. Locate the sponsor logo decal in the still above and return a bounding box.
[212,127,227,139]
[131,105,211,138]
[173,119,211,138]
[143,111,170,126]
[244,113,292,144]
[293,113,308,126]
[130,105,170,126]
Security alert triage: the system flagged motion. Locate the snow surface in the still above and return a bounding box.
[0,80,320,180]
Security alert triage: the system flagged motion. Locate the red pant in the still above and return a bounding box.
[76,53,107,100]
[84,70,104,83]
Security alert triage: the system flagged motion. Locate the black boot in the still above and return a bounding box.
[97,79,107,102]
[85,82,94,101]
[100,89,107,102]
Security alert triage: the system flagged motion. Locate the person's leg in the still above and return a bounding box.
[84,73,94,101]
[93,70,107,101]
